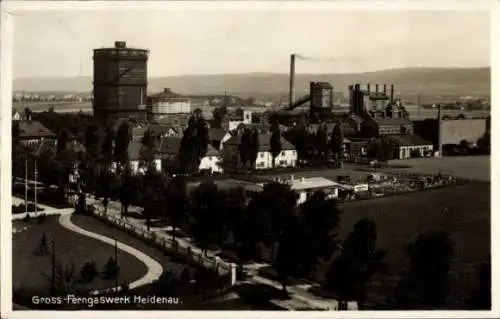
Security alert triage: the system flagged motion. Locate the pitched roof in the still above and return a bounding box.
[312,82,333,89]
[127,141,144,161]
[372,117,412,126]
[225,132,295,151]
[149,88,188,99]
[18,120,56,138]
[158,136,220,157]
[384,134,433,147]
[158,136,182,155]
[209,128,227,141]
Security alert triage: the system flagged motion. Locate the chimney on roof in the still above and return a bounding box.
[367,84,371,93]
[115,41,126,48]
[301,177,305,183]
[375,84,379,92]
[164,88,171,93]
[390,84,394,102]
[290,175,294,183]
[383,84,387,94]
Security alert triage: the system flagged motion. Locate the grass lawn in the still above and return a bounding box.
[333,181,490,306]
[71,214,191,277]
[13,216,148,293]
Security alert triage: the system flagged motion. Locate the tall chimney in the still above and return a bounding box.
[367,84,371,93]
[375,84,379,92]
[437,104,442,156]
[390,84,394,102]
[289,54,296,107]
[383,84,387,93]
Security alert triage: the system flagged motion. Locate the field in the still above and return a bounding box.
[337,181,490,307]
[13,216,148,292]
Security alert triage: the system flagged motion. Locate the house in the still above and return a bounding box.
[111,141,162,175]
[16,120,57,148]
[209,128,228,150]
[12,111,22,121]
[383,135,434,159]
[208,176,339,205]
[223,132,297,170]
[275,175,340,204]
[343,138,370,162]
[222,110,253,131]
[147,88,192,120]
[158,136,223,173]
[361,117,414,137]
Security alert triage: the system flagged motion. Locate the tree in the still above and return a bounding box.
[80,261,98,284]
[164,176,189,251]
[249,128,259,171]
[270,121,282,168]
[315,124,329,163]
[12,121,21,144]
[325,218,386,309]
[34,233,49,256]
[259,182,298,260]
[468,259,491,309]
[118,166,134,217]
[274,211,308,297]
[299,190,342,277]
[394,230,455,309]
[212,106,228,129]
[189,181,227,255]
[238,129,251,170]
[179,116,209,173]
[101,257,120,280]
[102,128,115,171]
[114,121,131,169]
[329,123,344,162]
[23,107,33,120]
[84,122,103,193]
[57,129,70,155]
[140,129,157,168]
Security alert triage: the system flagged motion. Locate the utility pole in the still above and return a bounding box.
[114,238,119,291]
[34,157,38,215]
[437,103,442,157]
[51,236,56,293]
[24,154,28,215]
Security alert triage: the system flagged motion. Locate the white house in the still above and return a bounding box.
[110,141,162,175]
[223,132,297,170]
[158,137,223,173]
[383,135,434,160]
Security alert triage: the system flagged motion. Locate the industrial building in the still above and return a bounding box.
[147,88,192,120]
[92,41,149,120]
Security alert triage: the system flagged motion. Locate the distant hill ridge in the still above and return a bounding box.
[14,67,490,98]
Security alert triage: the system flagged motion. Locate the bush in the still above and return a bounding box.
[101,257,120,280]
[22,214,31,223]
[80,261,98,284]
[36,213,47,224]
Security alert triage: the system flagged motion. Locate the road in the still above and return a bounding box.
[86,196,341,310]
[58,213,163,290]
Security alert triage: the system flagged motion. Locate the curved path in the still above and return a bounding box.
[58,214,163,290]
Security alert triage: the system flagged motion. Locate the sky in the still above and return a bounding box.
[12,9,490,78]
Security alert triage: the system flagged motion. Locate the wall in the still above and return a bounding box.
[440,119,487,145]
[151,100,192,117]
[199,156,223,173]
[224,145,297,170]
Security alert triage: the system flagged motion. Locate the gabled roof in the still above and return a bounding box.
[158,136,220,157]
[384,134,433,147]
[209,128,227,141]
[225,132,296,151]
[18,120,56,139]
[312,82,333,89]
[372,117,412,126]
[149,88,188,99]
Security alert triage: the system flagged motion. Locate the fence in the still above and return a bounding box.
[89,207,236,286]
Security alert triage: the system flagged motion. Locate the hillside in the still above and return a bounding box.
[13,67,490,99]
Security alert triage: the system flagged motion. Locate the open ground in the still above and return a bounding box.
[12,216,148,292]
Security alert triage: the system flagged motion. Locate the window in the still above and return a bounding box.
[259,153,264,158]
[280,151,285,156]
